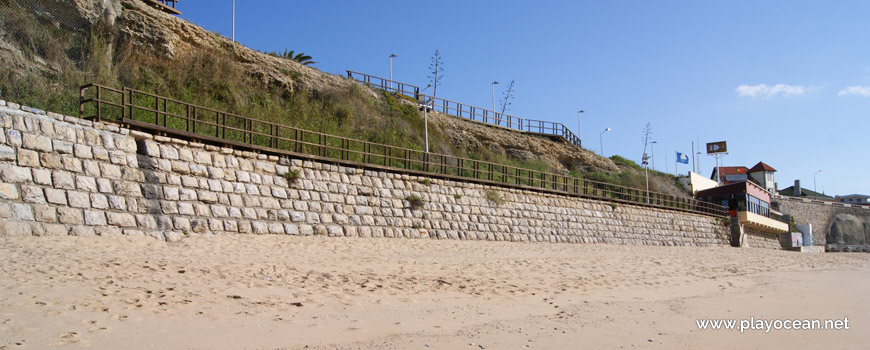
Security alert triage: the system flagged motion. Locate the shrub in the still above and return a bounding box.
[484,189,504,206]
[406,194,424,210]
[284,168,301,184]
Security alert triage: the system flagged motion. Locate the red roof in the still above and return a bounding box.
[749,161,776,172]
[717,166,750,176]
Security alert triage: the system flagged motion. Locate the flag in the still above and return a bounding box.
[676,152,689,164]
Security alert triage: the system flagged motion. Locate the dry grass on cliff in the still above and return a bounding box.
[0,1,689,197]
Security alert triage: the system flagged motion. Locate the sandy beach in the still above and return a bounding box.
[1,235,868,349]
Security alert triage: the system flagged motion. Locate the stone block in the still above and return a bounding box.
[40,223,67,236]
[171,161,190,174]
[52,171,74,189]
[223,220,238,232]
[238,220,252,234]
[284,223,299,235]
[190,218,208,233]
[173,217,191,232]
[17,148,39,167]
[75,175,98,192]
[268,223,285,234]
[251,221,269,234]
[197,190,217,203]
[22,133,52,152]
[159,144,179,160]
[113,181,141,197]
[5,129,22,147]
[96,178,113,193]
[52,140,73,154]
[0,145,14,161]
[165,231,184,243]
[11,203,34,221]
[90,194,109,209]
[31,168,52,186]
[0,221,32,237]
[135,214,158,230]
[95,226,122,237]
[33,205,56,223]
[106,212,136,227]
[164,186,180,200]
[69,226,95,237]
[74,144,93,159]
[82,160,100,176]
[67,191,90,208]
[0,183,19,200]
[84,210,107,226]
[160,201,178,214]
[57,207,83,224]
[99,163,121,179]
[299,224,314,236]
[1,164,33,183]
[107,195,126,210]
[20,185,45,204]
[61,157,82,172]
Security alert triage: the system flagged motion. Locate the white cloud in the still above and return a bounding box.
[838,86,870,97]
[735,84,806,98]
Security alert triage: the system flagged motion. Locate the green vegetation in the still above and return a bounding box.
[406,194,424,210]
[453,194,462,199]
[484,189,504,206]
[584,170,649,191]
[418,179,431,186]
[610,155,643,171]
[0,5,697,209]
[266,49,317,65]
[283,168,301,184]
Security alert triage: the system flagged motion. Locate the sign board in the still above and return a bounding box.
[706,141,727,154]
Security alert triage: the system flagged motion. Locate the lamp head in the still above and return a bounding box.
[390,54,398,58]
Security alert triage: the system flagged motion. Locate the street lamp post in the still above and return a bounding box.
[651,141,658,171]
[418,84,433,155]
[599,128,611,156]
[232,0,235,42]
[814,170,823,199]
[491,81,499,112]
[389,54,397,81]
[577,110,584,141]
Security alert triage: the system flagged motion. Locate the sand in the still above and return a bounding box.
[1,235,868,349]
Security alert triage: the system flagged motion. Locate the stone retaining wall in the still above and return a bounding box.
[743,228,781,250]
[0,100,729,246]
[774,195,870,247]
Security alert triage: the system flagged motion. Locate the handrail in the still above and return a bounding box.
[79,83,727,217]
[346,70,582,147]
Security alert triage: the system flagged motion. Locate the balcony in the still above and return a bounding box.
[738,211,789,234]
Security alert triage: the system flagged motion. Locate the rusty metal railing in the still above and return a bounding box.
[346,71,582,147]
[79,83,726,217]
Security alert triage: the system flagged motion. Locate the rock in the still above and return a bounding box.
[0,145,15,161]
[0,183,20,200]
[106,212,136,227]
[0,164,33,183]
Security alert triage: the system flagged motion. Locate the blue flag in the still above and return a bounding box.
[676,152,689,164]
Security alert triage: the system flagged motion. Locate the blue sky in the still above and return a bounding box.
[178,1,869,196]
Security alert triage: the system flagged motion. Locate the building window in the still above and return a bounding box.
[746,194,770,217]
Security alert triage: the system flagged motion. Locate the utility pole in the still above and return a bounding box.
[389,54,397,81]
[232,0,235,42]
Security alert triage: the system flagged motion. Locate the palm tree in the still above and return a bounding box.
[266,49,318,65]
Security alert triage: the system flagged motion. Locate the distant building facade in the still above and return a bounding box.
[710,161,777,192]
[835,194,870,205]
